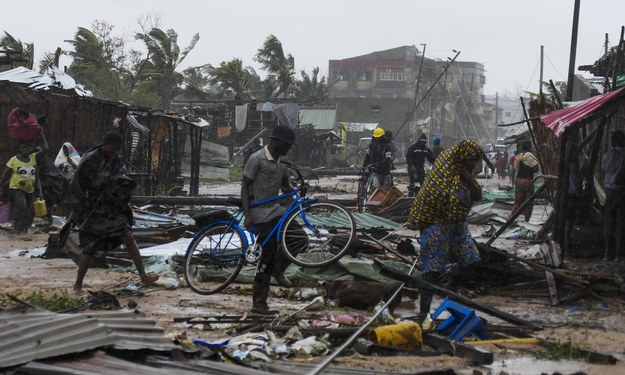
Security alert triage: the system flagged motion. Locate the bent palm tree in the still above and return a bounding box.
[206,58,261,100]
[294,67,329,105]
[1,32,34,70]
[254,34,295,99]
[135,28,199,109]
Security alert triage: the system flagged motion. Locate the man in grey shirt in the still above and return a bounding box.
[602,130,625,261]
[241,125,296,314]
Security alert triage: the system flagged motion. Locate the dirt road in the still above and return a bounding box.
[2,175,625,374]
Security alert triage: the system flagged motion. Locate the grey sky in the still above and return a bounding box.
[5,0,623,96]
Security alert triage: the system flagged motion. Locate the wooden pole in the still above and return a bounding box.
[565,0,581,101]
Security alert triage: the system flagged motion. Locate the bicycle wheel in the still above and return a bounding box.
[184,223,246,295]
[280,202,356,268]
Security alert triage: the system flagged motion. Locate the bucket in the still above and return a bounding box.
[0,202,11,223]
[34,198,47,218]
[370,322,423,349]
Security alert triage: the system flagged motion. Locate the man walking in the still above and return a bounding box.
[362,127,394,190]
[70,131,158,294]
[241,125,297,314]
[509,141,539,222]
[406,134,434,197]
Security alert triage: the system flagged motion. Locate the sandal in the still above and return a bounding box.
[140,272,159,287]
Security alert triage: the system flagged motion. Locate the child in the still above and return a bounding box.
[0,133,48,233]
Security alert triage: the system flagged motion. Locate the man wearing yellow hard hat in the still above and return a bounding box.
[362,127,394,190]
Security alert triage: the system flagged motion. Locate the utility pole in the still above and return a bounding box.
[495,92,499,139]
[565,0,581,101]
[413,43,427,142]
[603,33,609,93]
[538,46,545,100]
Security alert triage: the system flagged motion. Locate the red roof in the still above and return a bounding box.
[540,87,625,138]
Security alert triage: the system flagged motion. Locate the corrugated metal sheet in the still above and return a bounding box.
[299,108,337,131]
[0,307,177,368]
[338,122,378,132]
[540,87,625,138]
[352,212,401,230]
[18,351,276,375]
[0,66,92,96]
[181,135,229,180]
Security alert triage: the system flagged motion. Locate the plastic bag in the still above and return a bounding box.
[37,155,68,205]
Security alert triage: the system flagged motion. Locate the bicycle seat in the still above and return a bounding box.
[193,210,233,228]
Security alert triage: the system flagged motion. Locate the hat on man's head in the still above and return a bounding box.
[103,131,123,146]
[373,127,385,138]
[269,125,297,145]
[433,135,441,145]
[418,133,427,142]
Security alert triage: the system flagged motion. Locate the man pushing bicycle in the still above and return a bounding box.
[241,125,297,314]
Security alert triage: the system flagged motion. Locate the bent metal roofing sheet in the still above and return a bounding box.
[0,307,176,368]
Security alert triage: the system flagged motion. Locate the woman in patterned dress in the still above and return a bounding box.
[409,139,483,320]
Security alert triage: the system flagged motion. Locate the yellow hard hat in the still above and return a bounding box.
[373,127,385,138]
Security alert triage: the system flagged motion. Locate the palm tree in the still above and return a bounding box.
[1,32,34,70]
[135,28,199,109]
[254,34,295,98]
[181,66,213,102]
[205,58,261,100]
[38,52,56,74]
[65,25,123,99]
[294,67,329,104]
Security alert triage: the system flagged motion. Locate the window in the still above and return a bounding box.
[378,68,404,81]
[380,72,394,81]
[506,112,511,118]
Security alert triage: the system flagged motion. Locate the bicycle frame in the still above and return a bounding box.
[357,168,375,213]
[199,187,319,257]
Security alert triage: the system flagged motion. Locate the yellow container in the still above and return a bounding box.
[370,322,423,349]
[34,198,47,218]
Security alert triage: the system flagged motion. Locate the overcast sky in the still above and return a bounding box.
[4,0,623,97]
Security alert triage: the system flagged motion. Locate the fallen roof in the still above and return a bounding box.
[540,87,625,138]
[0,66,92,96]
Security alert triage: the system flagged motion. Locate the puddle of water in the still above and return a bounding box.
[8,246,46,257]
[484,356,609,375]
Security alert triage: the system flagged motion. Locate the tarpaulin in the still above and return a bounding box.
[540,87,625,138]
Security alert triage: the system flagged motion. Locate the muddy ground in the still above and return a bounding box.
[2,175,625,375]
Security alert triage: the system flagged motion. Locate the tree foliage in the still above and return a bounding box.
[65,22,125,100]
[294,67,329,105]
[1,32,34,70]
[134,27,199,109]
[206,58,262,100]
[254,34,296,98]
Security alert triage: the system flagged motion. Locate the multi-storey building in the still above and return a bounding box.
[328,45,490,151]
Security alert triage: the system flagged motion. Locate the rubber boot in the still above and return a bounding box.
[251,274,279,315]
[271,249,292,288]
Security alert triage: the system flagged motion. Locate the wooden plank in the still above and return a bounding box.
[424,333,494,365]
[376,260,541,329]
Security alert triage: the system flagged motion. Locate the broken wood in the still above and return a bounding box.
[538,338,618,365]
[486,183,548,246]
[353,338,442,357]
[477,242,589,287]
[423,333,494,365]
[361,232,414,265]
[376,260,541,329]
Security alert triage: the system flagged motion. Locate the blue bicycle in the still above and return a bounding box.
[183,165,357,295]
